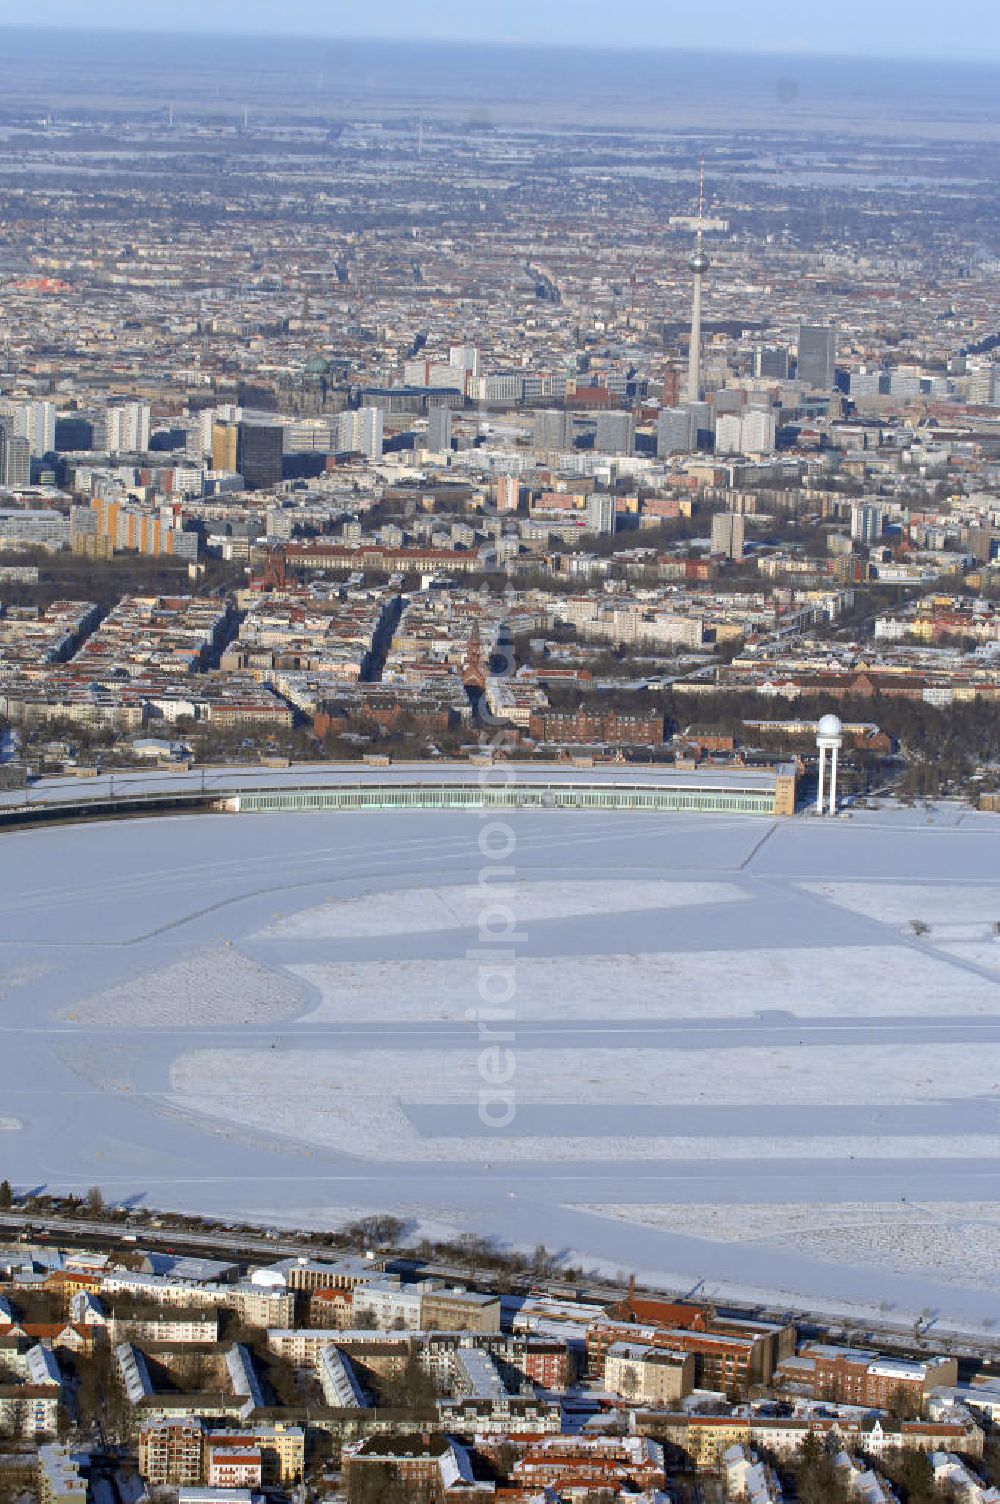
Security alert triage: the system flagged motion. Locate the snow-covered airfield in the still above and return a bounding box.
[4,791,1000,1325]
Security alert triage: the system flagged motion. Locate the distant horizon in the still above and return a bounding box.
[4,7,1000,68]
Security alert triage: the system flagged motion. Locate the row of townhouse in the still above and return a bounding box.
[929,1451,1000,1503]
[0,1382,61,1439]
[636,1410,985,1468]
[724,1443,783,1503]
[0,1319,94,1356]
[71,1288,221,1345]
[270,1331,563,1437]
[100,1272,294,1327]
[268,1327,571,1391]
[269,1287,501,1357]
[833,1451,899,1504]
[437,1393,562,1438]
[279,541,483,575]
[499,1435,666,1495]
[37,1444,87,1504]
[342,1434,492,1503]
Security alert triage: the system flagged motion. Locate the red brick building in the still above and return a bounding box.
[777,1343,958,1410]
[588,1296,794,1396]
[508,1338,574,1391]
[528,708,664,746]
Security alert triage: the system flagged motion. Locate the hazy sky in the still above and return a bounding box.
[7,0,1000,63]
[7,0,998,63]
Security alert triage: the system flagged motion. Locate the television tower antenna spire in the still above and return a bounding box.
[686,156,710,405]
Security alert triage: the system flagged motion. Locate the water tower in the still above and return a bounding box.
[815,714,843,815]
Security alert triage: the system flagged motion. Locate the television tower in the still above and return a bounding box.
[686,158,710,404]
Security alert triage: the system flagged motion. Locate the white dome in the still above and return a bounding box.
[817,713,843,738]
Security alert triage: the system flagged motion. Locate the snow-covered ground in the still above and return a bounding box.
[259,879,746,940]
[802,880,1000,931]
[573,1201,1000,1292]
[64,946,302,1028]
[289,945,1000,1022]
[169,1039,1000,1156]
[4,802,1000,1325]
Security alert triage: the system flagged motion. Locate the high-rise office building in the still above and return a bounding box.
[850,502,882,546]
[194,408,216,458]
[594,412,635,455]
[966,364,1000,407]
[336,407,384,461]
[656,407,696,457]
[236,422,284,490]
[14,400,56,458]
[756,346,789,380]
[710,511,745,560]
[714,414,743,455]
[0,421,30,487]
[585,493,617,535]
[888,371,921,399]
[848,371,890,399]
[211,422,239,473]
[741,408,777,455]
[283,419,335,454]
[426,406,452,452]
[716,408,777,457]
[713,389,743,418]
[360,406,384,460]
[688,401,712,439]
[102,401,151,453]
[403,358,462,390]
[449,345,479,394]
[967,526,997,564]
[533,409,574,452]
[797,325,838,390]
[55,416,94,451]
[496,474,520,512]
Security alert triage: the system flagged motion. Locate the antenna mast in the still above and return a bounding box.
[686,156,711,406]
[697,156,705,241]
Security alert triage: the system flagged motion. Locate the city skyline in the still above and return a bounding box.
[4,0,1000,1474]
[7,0,1000,64]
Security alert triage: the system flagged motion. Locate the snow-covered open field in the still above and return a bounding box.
[3,797,1000,1324]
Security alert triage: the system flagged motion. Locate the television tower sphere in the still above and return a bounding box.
[689,248,710,275]
[817,713,843,739]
